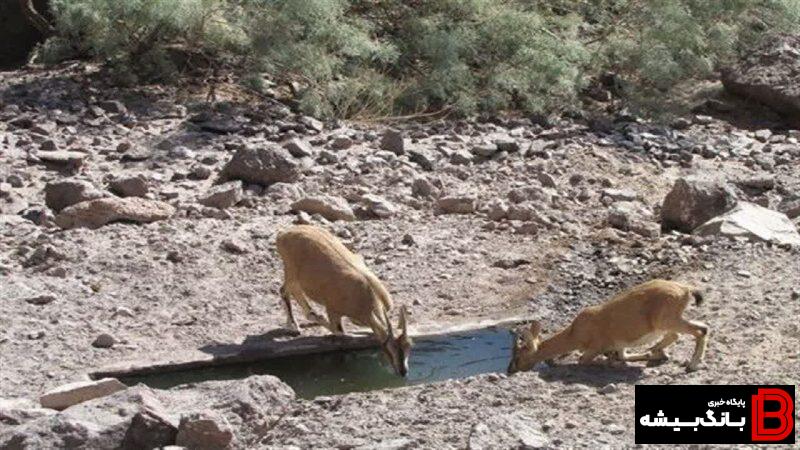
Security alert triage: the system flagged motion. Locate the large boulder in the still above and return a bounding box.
[291,195,356,221]
[661,177,737,233]
[44,179,106,212]
[219,146,301,186]
[0,376,294,450]
[1,386,171,450]
[55,197,175,229]
[694,202,800,246]
[722,33,800,123]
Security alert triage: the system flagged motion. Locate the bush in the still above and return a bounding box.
[39,0,248,83]
[37,0,800,118]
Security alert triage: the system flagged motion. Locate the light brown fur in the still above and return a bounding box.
[508,279,709,373]
[276,225,411,376]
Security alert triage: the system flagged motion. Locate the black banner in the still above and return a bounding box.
[635,385,795,444]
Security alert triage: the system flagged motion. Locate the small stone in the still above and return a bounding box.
[537,172,557,189]
[283,138,313,158]
[169,146,195,159]
[361,194,397,219]
[109,175,149,198]
[598,383,618,394]
[97,100,128,114]
[176,410,234,450]
[330,135,354,150]
[40,139,58,151]
[189,165,212,180]
[471,143,498,157]
[219,146,301,186]
[37,151,86,170]
[199,181,243,209]
[754,129,772,142]
[221,239,249,254]
[6,174,24,188]
[92,333,116,348]
[24,294,57,306]
[411,177,438,199]
[437,195,477,214]
[380,129,405,155]
[291,195,355,221]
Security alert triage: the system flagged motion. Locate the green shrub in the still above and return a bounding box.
[37,0,800,118]
[39,0,248,83]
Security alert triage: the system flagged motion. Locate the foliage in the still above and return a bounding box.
[37,0,800,117]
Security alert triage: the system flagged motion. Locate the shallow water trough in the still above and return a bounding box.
[90,317,527,399]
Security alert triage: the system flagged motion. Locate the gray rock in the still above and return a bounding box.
[361,194,398,219]
[283,138,313,158]
[608,202,660,238]
[40,139,58,151]
[39,378,126,410]
[121,409,178,450]
[411,177,438,199]
[109,175,149,198]
[175,411,233,450]
[495,138,520,153]
[661,177,737,232]
[199,181,243,209]
[44,180,107,213]
[437,195,478,214]
[694,202,800,245]
[330,135,354,150]
[380,129,405,155]
[92,333,116,348]
[221,239,249,254]
[219,146,301,186]
[55,197,175,229]
[486,199,509,221]
[602,188,638,202]
[37,151,86,170]
[97,100,127,114]
[408,149,435,171]
[450,149,474,165]
[24,294,57,306]
[538,172,558,189]
[471,143,498,157]
[291,196,355,221]
[7,385,166,449]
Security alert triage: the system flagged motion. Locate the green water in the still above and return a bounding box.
[120,327,513,399]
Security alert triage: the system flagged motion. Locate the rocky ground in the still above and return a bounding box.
[2,38,800,449]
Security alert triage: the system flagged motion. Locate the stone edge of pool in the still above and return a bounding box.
[89,316,532,380]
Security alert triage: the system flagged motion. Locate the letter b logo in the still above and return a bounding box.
[751,388,794,442]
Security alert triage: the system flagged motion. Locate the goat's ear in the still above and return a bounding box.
[398,306,409,337]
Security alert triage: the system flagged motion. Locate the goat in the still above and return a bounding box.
[508,279,709,374]
[276,225,411,376]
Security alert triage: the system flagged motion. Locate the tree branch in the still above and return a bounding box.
[19,0,55,37]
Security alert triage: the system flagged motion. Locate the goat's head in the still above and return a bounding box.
[508,320,543,374]
[380,306,412,377]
